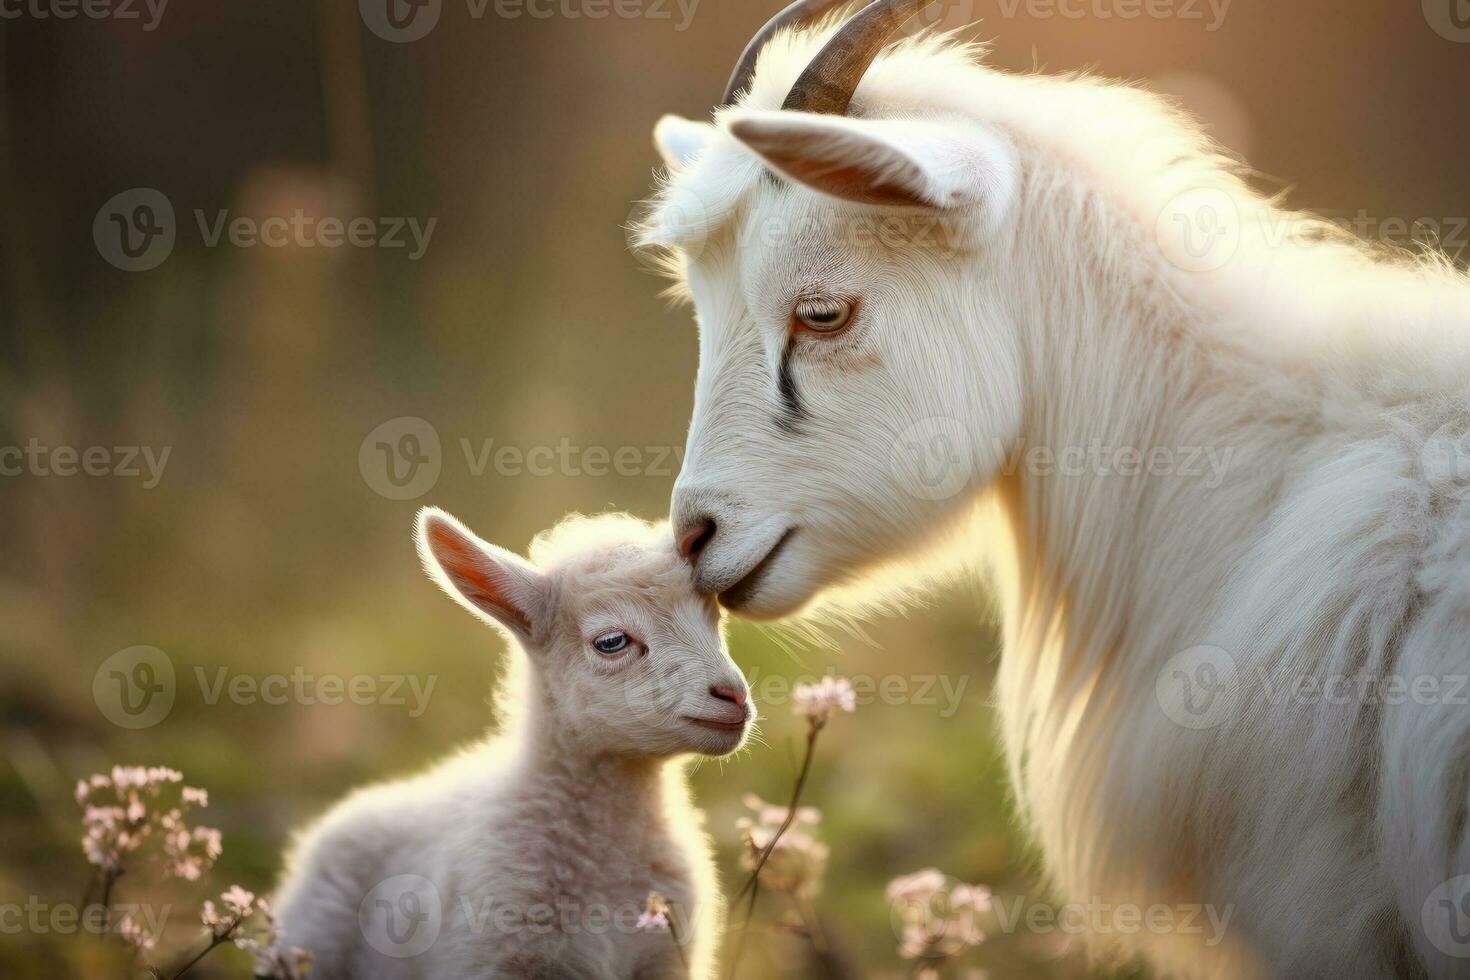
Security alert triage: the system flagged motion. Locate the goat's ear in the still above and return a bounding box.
[726,111,1016,219]
[654,114,715,170]
[415,507,547,641]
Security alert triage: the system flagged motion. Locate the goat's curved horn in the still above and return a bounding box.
[722,0,851,107]
[782,0,930,114]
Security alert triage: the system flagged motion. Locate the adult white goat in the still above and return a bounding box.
[637,2,1470,977]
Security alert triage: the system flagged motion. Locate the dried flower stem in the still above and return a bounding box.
[733,719,824,903]
[667,911,692,974]
[98,869,119,928]
[725,875,762,980]
[167,914,243,980]
[726,718,824,979]
[791,893,828,954]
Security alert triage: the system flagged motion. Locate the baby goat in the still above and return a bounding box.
[273,509,751,979]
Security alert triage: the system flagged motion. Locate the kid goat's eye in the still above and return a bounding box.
[592,631,631,655]
[793,297,853,334]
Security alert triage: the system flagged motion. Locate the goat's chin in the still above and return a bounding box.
[719,587,810,620]
[677,727,748,757]
[718,558,819,620]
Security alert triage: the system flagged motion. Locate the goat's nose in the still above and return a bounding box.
[709,684,747,709]
[677,516,716,560]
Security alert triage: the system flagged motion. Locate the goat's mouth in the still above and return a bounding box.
[718,528,794,611]
[681,716,747,733]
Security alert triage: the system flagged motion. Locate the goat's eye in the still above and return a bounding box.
[592,631,631,655]
[793,297,853,334]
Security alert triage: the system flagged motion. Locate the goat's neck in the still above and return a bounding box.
[507,681,669,840]
[982,165,1328,902]
[1000,167,1310,687]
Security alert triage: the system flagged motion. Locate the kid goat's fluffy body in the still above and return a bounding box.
[274,512,750,979]
[645,22,1470,980]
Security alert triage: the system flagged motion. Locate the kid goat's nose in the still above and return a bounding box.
[709,684,747,709]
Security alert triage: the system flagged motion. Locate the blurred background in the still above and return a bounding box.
[1,0,1467,976]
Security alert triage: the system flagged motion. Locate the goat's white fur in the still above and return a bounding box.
[273,510,748,979]
[641,23,1470,979]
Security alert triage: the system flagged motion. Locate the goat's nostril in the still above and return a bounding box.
[709,685,747,709]
[678,517,716,560]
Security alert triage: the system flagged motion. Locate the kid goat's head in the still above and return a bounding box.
[416,508,753,758]
[642,0,1027,618]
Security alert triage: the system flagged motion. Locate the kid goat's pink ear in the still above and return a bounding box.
[415,507,545,639]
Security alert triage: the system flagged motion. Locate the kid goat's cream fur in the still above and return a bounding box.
[274,510,750,979]
[643,21,1470,980]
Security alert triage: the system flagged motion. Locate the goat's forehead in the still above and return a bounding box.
[678,181,854,289]
[742,182,870,272]
[551,547,701,619]
[573,581,701,622]
[645,124,887,267]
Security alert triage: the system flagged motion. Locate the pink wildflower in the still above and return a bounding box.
[792,675,857,722]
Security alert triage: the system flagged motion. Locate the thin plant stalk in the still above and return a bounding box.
[733,719,823,902]
[792,893,829,954]
[726,718,824,979]
[98,868,120,929]
[168,915,243,980]
[666,908,692,975]
[725,873,762,980]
